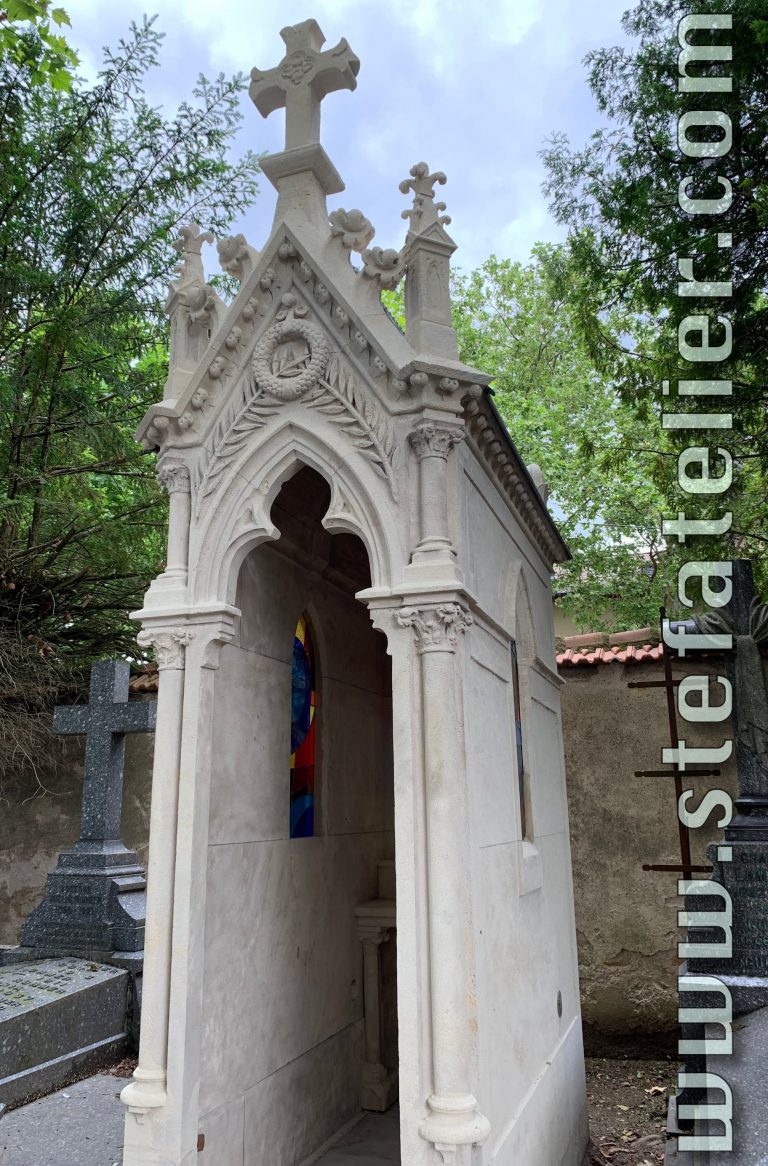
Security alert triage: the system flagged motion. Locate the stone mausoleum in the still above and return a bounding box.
[119,18,588,1166]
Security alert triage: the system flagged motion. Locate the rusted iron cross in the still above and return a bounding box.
[249,18,360,151]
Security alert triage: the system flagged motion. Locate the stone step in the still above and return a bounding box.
[0,957,128,1108]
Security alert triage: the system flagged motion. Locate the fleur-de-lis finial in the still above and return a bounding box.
[399,162,452,234]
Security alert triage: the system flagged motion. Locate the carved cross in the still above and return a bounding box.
[249,19,360,151]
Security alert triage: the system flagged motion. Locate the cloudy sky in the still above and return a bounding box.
[65,0,629,271]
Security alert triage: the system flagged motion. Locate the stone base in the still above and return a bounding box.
[0,958,129,1108]
[20,841,146,959]
[361,1063,398,1112]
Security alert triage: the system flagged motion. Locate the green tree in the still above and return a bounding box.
[541,0,768,593]
[0,18,259,788]
[1,0,78,89]
[451,246,685,631]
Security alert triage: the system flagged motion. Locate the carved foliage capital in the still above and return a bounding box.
[396,603,473,654]
[409,422,464,461]
[137,628,194,671]
[157,462,191,495]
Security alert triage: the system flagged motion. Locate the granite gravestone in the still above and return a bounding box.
[686,560,768,1011]
[666,563,768,1163]
[0,957,128,1107]
[19,661,156,961]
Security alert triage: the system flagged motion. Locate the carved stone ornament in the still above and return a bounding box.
[329,208,375,252]
[251,297,330,400]
[409,422,464,461]
[396,604,473,653]
[137,628,194,671]
[361,246,405,292]
[156,463,191,495]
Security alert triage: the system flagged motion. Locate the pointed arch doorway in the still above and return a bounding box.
[199,465,399,1164]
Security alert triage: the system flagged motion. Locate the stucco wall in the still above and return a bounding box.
[0,728,154,948]
[560,657,738,1047]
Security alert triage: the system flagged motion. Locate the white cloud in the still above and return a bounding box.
[64,0,628,267]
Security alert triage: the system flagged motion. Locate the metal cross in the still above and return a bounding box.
[249,19,360,151]
[53,660,156,845]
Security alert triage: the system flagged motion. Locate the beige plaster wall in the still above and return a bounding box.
[560,658,738,1046]
[0,727,154,948]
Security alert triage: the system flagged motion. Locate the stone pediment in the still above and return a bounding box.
[137,222,491,459]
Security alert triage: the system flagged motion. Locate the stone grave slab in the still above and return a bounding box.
[0,957,128,1108]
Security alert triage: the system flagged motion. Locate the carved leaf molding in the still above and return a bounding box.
[193,376,281,505]
[305,352,399,499]
[194,350,398,510]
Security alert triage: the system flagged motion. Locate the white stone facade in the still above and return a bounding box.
[120,18,588,1166]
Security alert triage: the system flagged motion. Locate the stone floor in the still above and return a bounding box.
[0,1074,400,1166]
[315,1106,400,1164]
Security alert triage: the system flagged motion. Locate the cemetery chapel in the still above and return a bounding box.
[120,17,589,1166]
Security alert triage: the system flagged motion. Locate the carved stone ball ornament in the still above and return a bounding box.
[251,295,329,400]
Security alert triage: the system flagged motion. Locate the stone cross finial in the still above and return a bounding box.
[249,19,360,151]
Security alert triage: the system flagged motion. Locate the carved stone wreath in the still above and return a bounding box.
[252,317,329,400]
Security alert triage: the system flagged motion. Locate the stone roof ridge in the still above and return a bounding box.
[461,385,570,567]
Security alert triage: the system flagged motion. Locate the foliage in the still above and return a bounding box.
[541,0,768,598]
[451,247,687,631]
[1,0,78,89]
[0,17,260,787]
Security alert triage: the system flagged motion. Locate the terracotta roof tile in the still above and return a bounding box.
[130,665,159,694]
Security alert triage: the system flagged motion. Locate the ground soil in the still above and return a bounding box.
[585,1056,677,1165]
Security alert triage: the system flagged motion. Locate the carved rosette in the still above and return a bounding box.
[409,422,464,461]
[396,604,473,654]
[156,463,191,495]
[252,312,329,400]
[137,628,194,670]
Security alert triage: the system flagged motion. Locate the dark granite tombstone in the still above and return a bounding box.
[19,661,156,961]
[666,563,768,1164]
[686,561,768,1012]
[0,957,129,1107]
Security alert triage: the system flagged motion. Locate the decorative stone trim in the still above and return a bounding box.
[156,463,191,495]
[462,386,568,567]
[328,208,375,252]
[408,422,463,461]
[251,300,330,400]
[396,604,472,653]
[136,629,194,671]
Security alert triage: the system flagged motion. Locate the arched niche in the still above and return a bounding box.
[198,464,398,1165]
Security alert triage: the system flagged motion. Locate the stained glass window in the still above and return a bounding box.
[290,615,316,838]
[511,640,527,839]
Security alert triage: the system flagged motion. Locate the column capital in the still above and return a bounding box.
[156,460,191,495]
[396,602,472,654]
[409,421,464,461]
[137,627,193,671]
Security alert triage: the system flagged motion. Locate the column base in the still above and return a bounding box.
[121,1066,167,1113]
[361,1062,398,1112]
[419,1093,490,1150]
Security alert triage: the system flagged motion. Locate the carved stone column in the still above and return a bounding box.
[356,900,397,1112]
[408,420,463,578]
[121,627,192,1116]
[395,603,490,1163]
[122,614,235,1166]
[157,462,192,582]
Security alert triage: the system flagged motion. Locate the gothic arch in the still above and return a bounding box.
[188,418,403,610]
